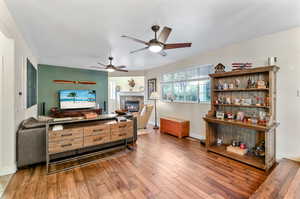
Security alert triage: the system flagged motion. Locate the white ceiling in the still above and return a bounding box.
[5,0,300,70]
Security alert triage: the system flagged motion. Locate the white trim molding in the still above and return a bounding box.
[0,164,16,176]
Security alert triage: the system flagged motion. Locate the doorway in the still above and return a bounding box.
[108,76,145,113]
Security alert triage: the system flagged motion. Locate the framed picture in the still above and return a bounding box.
[216,111,225,119]
[148,78,157,99]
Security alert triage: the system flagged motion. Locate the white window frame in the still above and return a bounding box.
[160,64,212,104]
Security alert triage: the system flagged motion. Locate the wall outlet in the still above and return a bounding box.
[297,89,300,97]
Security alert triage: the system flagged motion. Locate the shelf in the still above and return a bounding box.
[208,144,265,169]
[213,104,270,109]
[209,66,279,78]
[203,117,272,131]
[213,88,269,92]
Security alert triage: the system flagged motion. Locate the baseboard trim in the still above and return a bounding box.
[189,133,205,140]
[0,165,17,176]
[289,157,300,162]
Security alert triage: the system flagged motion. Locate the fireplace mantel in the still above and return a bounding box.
[118,91,144,97]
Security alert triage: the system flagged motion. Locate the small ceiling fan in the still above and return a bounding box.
[121,25,192,56]
[90,56,128,72]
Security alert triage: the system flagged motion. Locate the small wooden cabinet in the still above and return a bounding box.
[160,117,190,138]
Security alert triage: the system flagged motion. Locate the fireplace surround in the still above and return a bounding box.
[117,91,144,112]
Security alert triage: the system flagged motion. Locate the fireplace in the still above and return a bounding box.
[125,100,140,112]
[118,91,144,112]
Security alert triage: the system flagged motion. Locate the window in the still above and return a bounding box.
[26,58,37,108]
[161,65,212,103]
[109,81,116,100]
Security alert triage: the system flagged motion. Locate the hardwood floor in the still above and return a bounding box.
[250,158,300,199]
[0,174,12,198]
[2,128,268,199]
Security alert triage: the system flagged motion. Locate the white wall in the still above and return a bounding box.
[0,31,15,176]
[0,0,38,175]
[145,27,300,160]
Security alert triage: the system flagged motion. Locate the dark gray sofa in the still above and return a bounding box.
[17,116,137,168]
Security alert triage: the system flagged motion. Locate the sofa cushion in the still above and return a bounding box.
[22,117,46,129]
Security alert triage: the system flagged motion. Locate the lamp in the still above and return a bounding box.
[150,92,160,129]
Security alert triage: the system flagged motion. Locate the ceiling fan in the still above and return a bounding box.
[90,56,128,72]
[121,25,192,56]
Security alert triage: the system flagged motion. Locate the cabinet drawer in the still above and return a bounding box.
[110,121,133,130]
[125,127,134,138]
[111,131,127,141]
[49,128,83,142]
[48,138,83,154]
[84,124,110,137]
[84,133,110,147]
[111,127,133,141]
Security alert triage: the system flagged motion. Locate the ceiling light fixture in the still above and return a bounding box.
[107,68,115,72]
[149,42,163,53]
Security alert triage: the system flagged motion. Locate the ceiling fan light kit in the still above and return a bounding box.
[149,42,163,53]
[122,25,192,56]
[107,68,115,72]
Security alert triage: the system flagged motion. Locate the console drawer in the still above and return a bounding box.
[110,121,133,131]
[84,124,110,137]
[49,128,83,142]
[84,133,110,147]
[48,137,83,154]
[111,131,127,141]
[111,127,133,141]
[126,127,134,138]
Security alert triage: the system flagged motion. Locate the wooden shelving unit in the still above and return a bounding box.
[208,144,265,169]
[203,117,278,131]
[203,66,279,170]
[213,104,270,109]
[213,88,269,92]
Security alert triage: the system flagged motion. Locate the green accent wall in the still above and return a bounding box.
[38,64,108,115]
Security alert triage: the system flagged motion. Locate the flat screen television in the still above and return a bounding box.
[59,90,96,109]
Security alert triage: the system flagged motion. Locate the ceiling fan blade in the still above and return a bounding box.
[130,47,149,54]
[164,43,192,50]
[158,51,167,56]
[121,35,149,45]
[115,68,128,72]
[115,65,126,69]
[158,27,172,43]
[97,62,107,67]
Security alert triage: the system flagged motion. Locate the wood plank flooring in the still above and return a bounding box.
[0,174,12,198]
[2,128,268,199]
[250,158,300,199]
